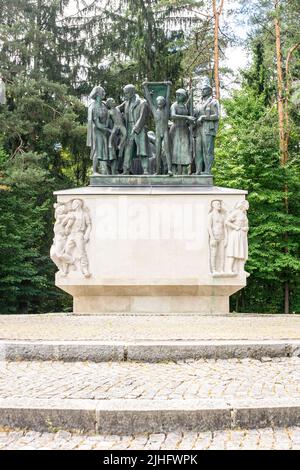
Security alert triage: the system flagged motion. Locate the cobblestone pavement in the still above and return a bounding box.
[0,314,300,341]
[1,358,299,400]
[0,427,300,450]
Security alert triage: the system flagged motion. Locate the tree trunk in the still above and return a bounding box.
[235,292,240,313]
[284,42,300,154]
[284,282,290,314]
[212,0,225,99]
[34,0,42,73]
[274,0,287,165]
[212,0,220,100]
[274,0,290,314]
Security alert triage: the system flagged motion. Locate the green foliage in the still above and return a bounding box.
[65,0,209,96]
[0,0,73,84]
[0,78,88,174]
[0,151,71,313]
[215,87,300,313]
[0,146,7,166]
[0,0,90,313]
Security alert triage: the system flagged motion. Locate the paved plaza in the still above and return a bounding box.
[1,313,300,449]
[1,428,300,450]
[0,314,300,341]
[1,358,300,401]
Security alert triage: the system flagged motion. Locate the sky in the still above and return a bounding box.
[223,1,250,74]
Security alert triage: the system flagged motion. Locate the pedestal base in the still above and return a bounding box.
[73,295,229,315]
[53,185,248,315]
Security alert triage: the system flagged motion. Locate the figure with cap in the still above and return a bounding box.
[194,77,220,175]
[121,84,150,175]
[170,88,196,175]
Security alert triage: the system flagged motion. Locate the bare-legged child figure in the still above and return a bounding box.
[106,98,127,166]
[143,82,173,176]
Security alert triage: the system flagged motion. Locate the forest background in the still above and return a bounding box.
[0,0,299,314]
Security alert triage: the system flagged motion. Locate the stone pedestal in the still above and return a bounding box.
[53,183,248,314]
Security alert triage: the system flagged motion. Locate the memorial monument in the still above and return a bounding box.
[51,77,249,314]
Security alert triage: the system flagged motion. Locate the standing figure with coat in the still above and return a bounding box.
[121,84,150,175]
[194,78,220,175]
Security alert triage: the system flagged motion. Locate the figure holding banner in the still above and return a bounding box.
[143,81,173,176]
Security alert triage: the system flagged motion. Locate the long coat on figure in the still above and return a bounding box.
[195,96,219,174]
[123,94,150,172]
[87,100,110,162]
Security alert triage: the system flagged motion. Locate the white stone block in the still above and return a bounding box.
[52,186,248,314]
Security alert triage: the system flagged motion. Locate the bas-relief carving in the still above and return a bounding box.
[226,200,249,275]
[208,200,227,275]
[50,199,92,278]
[208,200,249,277]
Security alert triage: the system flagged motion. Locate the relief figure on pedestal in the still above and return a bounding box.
[143,81,173,176]
[170,88,195,175]
[208,200,227,275]
[87,85,113,175]
[225,200,249,275]
[194,77,220,175]
[50,203,74,276]
[50,199,92,278]
[122,84,150,175]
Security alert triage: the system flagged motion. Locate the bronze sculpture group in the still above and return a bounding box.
[87,78,220,176]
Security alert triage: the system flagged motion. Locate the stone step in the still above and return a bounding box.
[1,358,300,433]
[2,339,300,362]
[1,397,300,434]
[1,313,300,362]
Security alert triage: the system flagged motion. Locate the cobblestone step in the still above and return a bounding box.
[2,339,300,362]
[0,359,300,433]
[1,397,300,434]
[2,314,300,362]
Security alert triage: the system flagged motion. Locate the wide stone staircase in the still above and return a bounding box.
[0,313,300,449]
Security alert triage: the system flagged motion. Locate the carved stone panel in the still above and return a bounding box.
[225,200,249,276]
[208,199,249,277]
[50,199,92,278]
[208,200,227,276]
